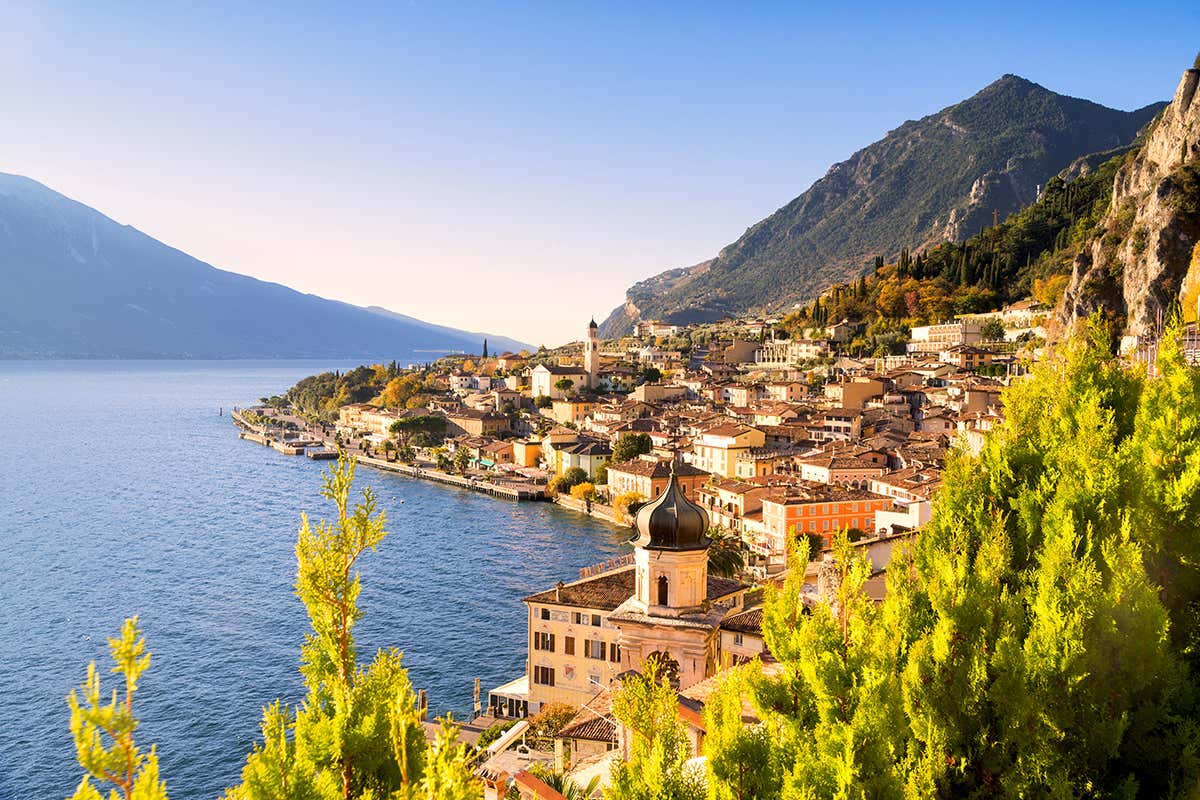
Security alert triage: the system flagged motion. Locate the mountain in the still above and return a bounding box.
[0,174,530,359]
[1059,53,1200,338]
[600,76,1165,336]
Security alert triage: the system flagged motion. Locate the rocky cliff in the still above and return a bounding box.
[601,76,1164,337]
[1058,54,1200,338]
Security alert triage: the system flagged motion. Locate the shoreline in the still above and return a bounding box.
[230,408,578,506]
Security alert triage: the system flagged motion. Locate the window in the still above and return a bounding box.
[609,643,621,663]
[533,632,555,652]
[533,666,555,686]
[734,633,744,646]
[565,636,575,656]
[823,520,830,531]
[657,575,669,606]
[573,612,584,625]
[591,614,601,626]
[808,521,816,532]
[584,640,608,660]
[539,608,550,621]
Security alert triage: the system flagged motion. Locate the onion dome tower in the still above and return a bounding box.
[629,464,711,616]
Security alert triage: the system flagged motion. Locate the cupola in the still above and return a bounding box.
[630,466,710,551]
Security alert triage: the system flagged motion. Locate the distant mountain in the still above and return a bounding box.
[0,174,530,359]
[600,75,1165,336]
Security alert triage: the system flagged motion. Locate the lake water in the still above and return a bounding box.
[0,360,627,799]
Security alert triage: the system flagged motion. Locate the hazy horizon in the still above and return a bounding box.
[2,1,1197,346]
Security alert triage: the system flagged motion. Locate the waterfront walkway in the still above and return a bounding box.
[231,408,545,501]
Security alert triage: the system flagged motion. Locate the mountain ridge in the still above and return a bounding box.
[0,173,531,359]
[600,74,1165,336]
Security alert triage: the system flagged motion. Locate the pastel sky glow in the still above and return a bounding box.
[2,1,1198,346]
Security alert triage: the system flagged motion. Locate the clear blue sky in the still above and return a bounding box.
[2,1,1197,346]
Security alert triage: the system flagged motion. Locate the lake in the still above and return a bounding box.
[0,360,627,799]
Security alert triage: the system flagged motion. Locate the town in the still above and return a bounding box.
[236,301,1051,798]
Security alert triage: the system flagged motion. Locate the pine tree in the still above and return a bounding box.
[66,617,169,800]
[605,664,704,800]
[482,339,488,359]
[223,455,480,800]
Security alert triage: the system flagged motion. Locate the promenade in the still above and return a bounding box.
[231,408,546,501]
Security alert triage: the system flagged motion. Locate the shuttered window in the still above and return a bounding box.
[565,636,575,656]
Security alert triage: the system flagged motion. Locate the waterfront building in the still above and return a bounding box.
[607,468,748,690]
[506,467,749,714]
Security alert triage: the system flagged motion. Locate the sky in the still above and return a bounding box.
[1,2,1197,347]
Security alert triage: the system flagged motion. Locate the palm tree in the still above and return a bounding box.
[706,526,745,578]
[526,765,601,800]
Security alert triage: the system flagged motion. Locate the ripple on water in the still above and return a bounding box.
[0,360,628,800]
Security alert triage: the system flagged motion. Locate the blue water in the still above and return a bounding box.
[0,360,627,800]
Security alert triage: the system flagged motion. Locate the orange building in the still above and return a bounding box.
[759,483,892,556]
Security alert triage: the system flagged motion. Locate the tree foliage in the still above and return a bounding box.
[67,617,169,800]
[605,665,704,800]
[704,321,1200,799]
[612,433,653,465]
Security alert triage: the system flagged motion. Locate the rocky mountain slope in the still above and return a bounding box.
[601,76,1164,336]
[1058,54,1200,339]
[0,174,529,359]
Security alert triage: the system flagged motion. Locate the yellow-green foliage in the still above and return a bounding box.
[703,320,1200,799]
[605,663,704,800]
[67,617,169,800]
[69,456,481,800]
[611,492,646,524]
[1181,241,1200,323]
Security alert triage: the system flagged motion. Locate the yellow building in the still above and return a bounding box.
[511,439,542,468]
[691,423,766,478]
[550,398,597,426]
[523,569,630,707]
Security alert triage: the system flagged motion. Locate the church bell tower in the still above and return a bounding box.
[629,464,711,618]
[584,318,599,389]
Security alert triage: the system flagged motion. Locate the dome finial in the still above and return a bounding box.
[631,462,709,551]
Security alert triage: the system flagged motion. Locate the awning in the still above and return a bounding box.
[489,674,529,701]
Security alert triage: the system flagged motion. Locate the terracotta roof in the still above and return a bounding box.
[701,423,759,438]
[558,690,616,743]
[524,566,635,610]
[606,459,708,479]
[721,606,764,634]
[524,566,744,610]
